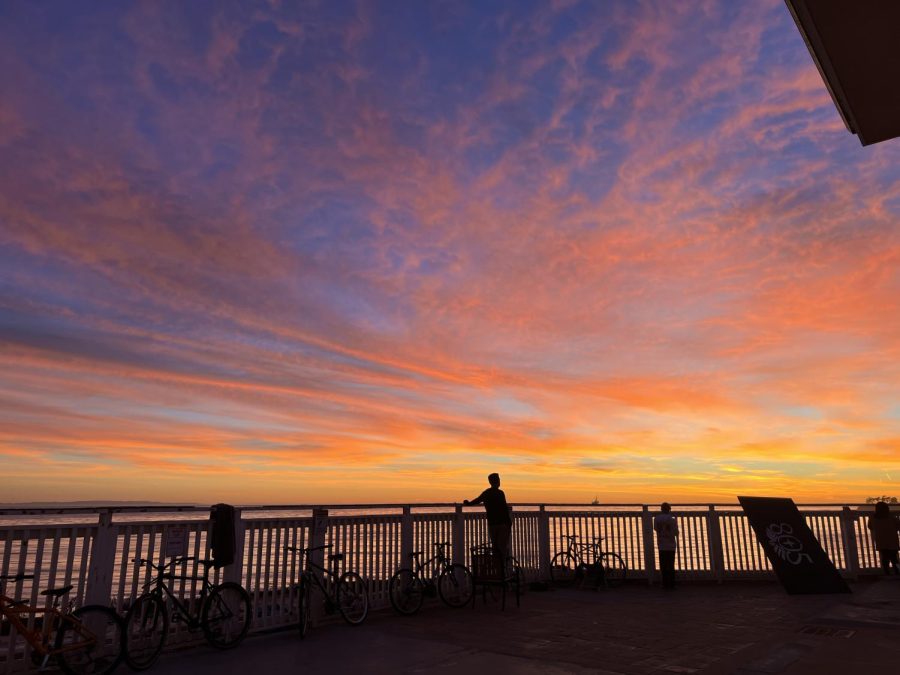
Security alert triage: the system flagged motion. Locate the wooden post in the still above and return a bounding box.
[641,505,656,585]
[453,504,466,564]
[839,506,859,579]
[85,510,117,607]
[538,505,551,579]
[309,508,328,622]
[223,508,245,585]
[310,508,328,568]
[400,506,414,569]
[707,505,725,583]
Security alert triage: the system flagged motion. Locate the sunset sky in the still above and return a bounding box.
[2,0,899,505]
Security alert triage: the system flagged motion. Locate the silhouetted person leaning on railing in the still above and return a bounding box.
[464,473,512,567]
[868,501,900,576]
[654,502,678,590]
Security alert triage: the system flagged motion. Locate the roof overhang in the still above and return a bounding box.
[785,0,900,146]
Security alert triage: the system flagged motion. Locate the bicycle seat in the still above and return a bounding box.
[197,559,215,567]
[328,553,344,562]
[40,585,73,598]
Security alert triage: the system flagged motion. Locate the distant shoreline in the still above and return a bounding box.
[0,501,187,508]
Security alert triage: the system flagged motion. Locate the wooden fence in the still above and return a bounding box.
[0,503,883,673]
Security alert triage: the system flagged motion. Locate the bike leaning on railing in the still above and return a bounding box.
[388,541,474,614]
[283,544,368,637]
[549,535,627,588]
[0,572,124,674]
[123,556,252,670]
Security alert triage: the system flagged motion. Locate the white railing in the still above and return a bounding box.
[0,503,882,673]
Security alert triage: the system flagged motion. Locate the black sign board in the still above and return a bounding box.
[738,496,850,594]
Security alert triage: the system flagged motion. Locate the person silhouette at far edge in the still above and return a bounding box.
[654,502,678,590]
[867,501,900,575]
[464,473,512,571]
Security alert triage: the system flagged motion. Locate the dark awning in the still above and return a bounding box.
[786,0,900,146]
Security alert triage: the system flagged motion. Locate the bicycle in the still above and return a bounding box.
[283,544,368,637]
[123,556,251,670]
[0,572,124,674]
[549,535,627,588]
[388,542,474,614]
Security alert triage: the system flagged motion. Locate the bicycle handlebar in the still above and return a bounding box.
[133,556,197,569]
[561,534,606,542]
[0,574,34,582]
[284,544,332,554]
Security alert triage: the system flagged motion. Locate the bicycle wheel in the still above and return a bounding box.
[437,563,473,608]
[297,578,311,638]
[294,577,310,638]
[599,552,627,588]
[336,572,368,625]
[549,552,579,586]
[388,569,424,615]
[201,582,252,649]
[123,593,168,670]
[55,604,125,675]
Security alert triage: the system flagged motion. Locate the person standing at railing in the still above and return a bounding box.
[463,473,512,568]
[867,501,900,575]
[654,502,678,590]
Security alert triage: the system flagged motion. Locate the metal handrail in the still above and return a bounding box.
[0,501,874,516]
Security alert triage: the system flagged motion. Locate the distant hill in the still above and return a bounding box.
[0,501,193,509]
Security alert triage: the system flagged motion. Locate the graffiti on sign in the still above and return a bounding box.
[765,523,813,566]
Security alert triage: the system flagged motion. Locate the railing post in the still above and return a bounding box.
[538,505,551,579]
[453,504,466,564]
[85,509,117,607]
[223,508,245,585]
[310,508,328,568]
[641,505,656,585]
[840,506,859,579]
[310,508,329,622]
[400,506,414,568]
[707,505,725,583]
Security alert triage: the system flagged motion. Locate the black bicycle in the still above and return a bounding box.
[388,542,474,614]
[123,556,252,670]
[549,535,627,588]
[283,544,368,637]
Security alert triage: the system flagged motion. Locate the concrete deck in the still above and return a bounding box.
[155,578,900,674]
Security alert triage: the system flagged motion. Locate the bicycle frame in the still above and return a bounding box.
[410,543,454,582]
[136,558,216,629]
[296,549,342,603]
[561,535,602,565]
[0,586,96,661]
